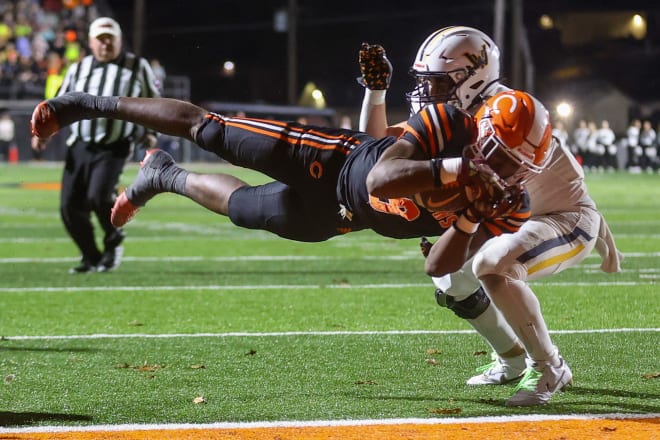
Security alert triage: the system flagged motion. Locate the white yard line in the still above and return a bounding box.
[0,279,655,294]
[2,327,658,341]
[1,251,659,263]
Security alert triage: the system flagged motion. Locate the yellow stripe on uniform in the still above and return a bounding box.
[527,243,586,276]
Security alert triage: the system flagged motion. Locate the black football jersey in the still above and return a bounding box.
[336,103,477,239]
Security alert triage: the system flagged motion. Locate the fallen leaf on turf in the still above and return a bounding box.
[4,374,16,384]
[426,348,441,355]
[642,372,660,379]
[138,363,163,372]
[193,396,206,404]
[245,349,257,356]
[354,380,377,385]
[128,320,143,326]
[601,427,617,432]
[473,351,488,356]
[114,362,164,372]
[426,358,438,365]
[428,407,462,415]
[191,364,206,369]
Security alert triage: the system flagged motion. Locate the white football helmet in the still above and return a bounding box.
[406,26,501,114]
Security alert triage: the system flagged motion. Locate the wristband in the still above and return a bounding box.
[454,215,480,235]
[363,89,386,106]
[440,157,461,184]
[430,158,442,187]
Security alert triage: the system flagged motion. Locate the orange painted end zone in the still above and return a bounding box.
[5,417,659,440]
[20,182,61,190]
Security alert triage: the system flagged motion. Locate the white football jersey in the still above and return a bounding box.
[525,141,596,216]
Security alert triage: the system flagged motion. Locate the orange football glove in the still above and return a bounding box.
[357,42,392,90]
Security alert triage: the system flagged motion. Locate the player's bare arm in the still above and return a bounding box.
[424,226,489,276]
[365,138,439,197]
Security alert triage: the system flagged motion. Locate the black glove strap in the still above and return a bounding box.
[430,158,442,187]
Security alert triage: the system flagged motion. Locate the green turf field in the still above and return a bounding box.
[0,162,658,427]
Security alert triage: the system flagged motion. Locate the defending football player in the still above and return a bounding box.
[357,26,622,406]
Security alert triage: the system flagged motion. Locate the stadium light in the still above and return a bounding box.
[630,14,646,40]
[311,88,326,109]
[299,81,326,109]
[222,60,236,78]
[539,14,554,30]
[556,101,573,119]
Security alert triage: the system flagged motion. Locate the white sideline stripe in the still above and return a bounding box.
[0,413,657,434]
[0,280,652,294]
[1,251,659,263]
[4,327,658,341]
[1,255,414,263]
[2,232,660,243]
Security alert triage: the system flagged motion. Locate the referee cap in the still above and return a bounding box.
[89,17,122,39]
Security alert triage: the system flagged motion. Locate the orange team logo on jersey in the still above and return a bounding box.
[309,161,323,179]
[368,195,421,221]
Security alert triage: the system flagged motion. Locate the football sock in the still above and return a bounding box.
[484,277,560,367]
[126,152,189,207]
[467,302,522,355]
[168,166,189,197]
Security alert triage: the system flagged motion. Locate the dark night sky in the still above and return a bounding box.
[105,0,660,112]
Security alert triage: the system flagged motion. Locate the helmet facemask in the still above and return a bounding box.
[406,71,463,114]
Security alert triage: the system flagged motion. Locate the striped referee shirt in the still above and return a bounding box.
[58,52,161,146]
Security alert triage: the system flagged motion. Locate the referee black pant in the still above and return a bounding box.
[60,139,130,264]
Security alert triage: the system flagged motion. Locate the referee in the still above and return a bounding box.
[32,17,161,273]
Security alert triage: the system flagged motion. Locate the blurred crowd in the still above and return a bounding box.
[553,118,660,174]
[0,0,102,100]
[1,0,659,173]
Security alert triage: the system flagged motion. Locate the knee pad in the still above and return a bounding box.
[437,287,491,320]
[434,288,449,307]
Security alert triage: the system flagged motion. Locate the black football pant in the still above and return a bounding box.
[60,140,129,264]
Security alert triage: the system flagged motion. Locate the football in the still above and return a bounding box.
[31,101,60,139]
[412,180,468,212]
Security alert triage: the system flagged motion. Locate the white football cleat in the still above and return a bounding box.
[505,356,573,406]
[466,352,527,385]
